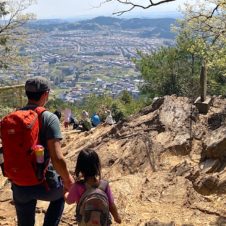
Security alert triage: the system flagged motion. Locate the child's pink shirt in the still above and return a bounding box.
[65,180,114,205]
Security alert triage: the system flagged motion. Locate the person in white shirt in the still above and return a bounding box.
[105,110,115,125]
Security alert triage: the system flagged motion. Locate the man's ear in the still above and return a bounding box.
[40,92,46,100]
[44,91,50,97]
[40,91,48,103]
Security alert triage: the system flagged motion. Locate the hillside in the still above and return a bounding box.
[28,17,176,39]
[1,95,226,225]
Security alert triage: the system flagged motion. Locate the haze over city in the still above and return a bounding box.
[27,0,188,19]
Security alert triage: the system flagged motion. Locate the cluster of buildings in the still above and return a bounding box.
[0,22,174,102]
[59,77,143,103]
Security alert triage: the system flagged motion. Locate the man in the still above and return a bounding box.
[11,77,74,226]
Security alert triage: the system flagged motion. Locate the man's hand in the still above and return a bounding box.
[63,174,74,191]
[48,139,75,190]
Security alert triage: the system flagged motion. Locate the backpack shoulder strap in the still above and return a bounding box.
[75,182,90,221]
[34,106,46,128]
[34,106,46,115]
[98,179,109,192]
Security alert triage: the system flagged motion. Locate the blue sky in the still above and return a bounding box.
[27,0,187,19]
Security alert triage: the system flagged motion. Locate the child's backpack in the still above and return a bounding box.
[0,107,46,186]
[76,180,111,226]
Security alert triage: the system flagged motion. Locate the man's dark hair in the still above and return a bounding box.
[75,148,101,179]
[26,91,45,101]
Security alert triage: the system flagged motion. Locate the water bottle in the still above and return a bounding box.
[0,147,4,176]
[34,145,44,180]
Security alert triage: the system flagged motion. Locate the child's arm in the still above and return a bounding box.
[63,182,80,205]
[64,190,71,204]
[109,202,121,224]
[105,181,121,223]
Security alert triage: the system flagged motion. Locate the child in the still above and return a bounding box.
[64,148,121,225]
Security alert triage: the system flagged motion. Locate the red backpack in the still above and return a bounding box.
[0,107,46,186]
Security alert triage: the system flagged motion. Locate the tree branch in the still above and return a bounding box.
[185,1,226,45]
[103,0,176,15]
[0,0,34,68]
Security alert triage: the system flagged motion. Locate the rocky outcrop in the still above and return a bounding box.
[2,95,226,225]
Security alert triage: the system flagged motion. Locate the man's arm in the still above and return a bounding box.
[47,139,74,190]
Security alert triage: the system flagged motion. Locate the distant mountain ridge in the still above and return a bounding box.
[28,16,176,39]
[90,16,176,29]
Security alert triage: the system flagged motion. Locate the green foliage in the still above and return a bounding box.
[46,98,77,114]
[134,0,226,99]
[120,90,132,104]
[207,64,226,95]
[135,47,201,98]
[0,0,35,69]
[0,2,8,17]
[136,41,226,98]
[0,86,26,118]
[46,92,149,123]
[176,0,226,97]
[111,102,125,122]
[180,0,226,63]
[0,106,14,118]
[82,94,113,116]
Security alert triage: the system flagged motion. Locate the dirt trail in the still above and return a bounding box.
[1,96,226,226]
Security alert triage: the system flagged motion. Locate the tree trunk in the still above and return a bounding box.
[200,61,207,102]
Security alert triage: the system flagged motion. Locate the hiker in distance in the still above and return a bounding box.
[105,110,115,125]
[91,112,101,127]
[0,76,74,226]
[64,148,121,225]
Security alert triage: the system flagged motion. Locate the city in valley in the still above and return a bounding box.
[0,17,176,103]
